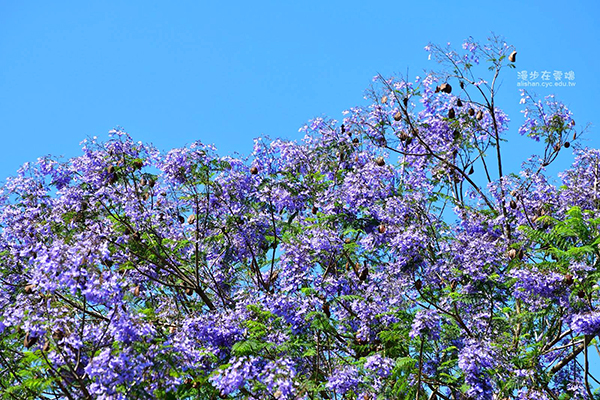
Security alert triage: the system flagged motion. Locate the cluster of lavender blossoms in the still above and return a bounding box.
[1,35,599,399]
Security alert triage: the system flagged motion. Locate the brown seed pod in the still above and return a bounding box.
[323,302,331,318]
[403,97,409,107]
[341,124,345,134]
[378,224,386,234]
[169,326,176,334]
[108,174,118,185]
[178,215,185,224]
[510,200,517,210]
[24,333,38,349]
[508,51,517,63]
[440,83,452,94]
[564,142,571,148]
[375,157,385,166]
[578,290,586,299]
[405,137,413,146]
[312,206,318,215]
[517,249,524,260]
[107,165,115,174]
[435,86,440,93]
[344,238,352,244]
[42,339,50,352]
[468,108,475,116]
[133,285,140,297]
[507,249,517,259]
[456,98,463,107]
[468,165,474,175]
[187,214,196,225]
[460,80,465,89]
[352,138,360,144]
[476,110,484,120]
[148,179,156,188]
[381,95,388,104]
[133,159,144,170]
[393,111,402,121]
[24,284,35,295]
[564,274,574,286]
[250,166,259,175]
[415,279,422,291]
[140,177,147,186]
[448,108,456,119]
[554,143,561,152]
[185,288,194,296]
[359,267,368,282]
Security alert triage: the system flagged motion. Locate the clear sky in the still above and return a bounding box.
[1,0,600,388]
[1,1,599,180]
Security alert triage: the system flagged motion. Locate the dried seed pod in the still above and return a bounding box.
[177,215,185,224]
[564,142,571,148]
[564,274,574,286]
[140,177,147,186]
[185,288,194,296]
[142,192,150,201]
[250,166,259,175]
[24,284,35,295]
[42,339,50,352]
[517,249,524,260]
[352,138,360,144]
[554,143,561,152]
[378,224,386,234]
[108,174,118,185]
[393,111,402,121]
[323,302,331,318]
[169,326,176,334]
[359,267,368,282]
[415,279,422,291]
[460,80,465,89]
[312,206,318,215]
[508,248,517,259]
[456,98,463,107]
[24,333,38,349]
[148,179,156,188]
[107,165,115,174]
[508,51,517,63]
[435,86,440,93]
[578,290,586,299]
[187,214,196,225]
[133,285,140,297]
[468,108,475,116]
[344,238,351,244]
[405,136,413,146]
[448,108,456,119]
[510,200,517,210]
[133,159,144,170]
[468,165,474,175]
[399,131,410,141]
[440,83,452,94]
[341,124,345,134]
[476,110,484,120]
[375,157,385,166]
[403,97,409,107]
[381,95,388,104]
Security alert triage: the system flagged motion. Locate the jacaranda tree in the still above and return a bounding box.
[1,35,599,399]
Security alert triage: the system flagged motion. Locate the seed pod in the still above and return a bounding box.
[187,214,196,225]
[381,95,388,104]
[393,111,402,121]
[508,51,517,63]
[24,284,35,295]
[517,249,524,260]
[564,274,574,286]
[312,206,318,215]
[378,224,386,234]
[149,179,156,188]
[405,136,413,146]
[375,157,385,166]
[323,302,331,318]
[435,86,440,93]
[178,215,185,224]
[359,267,368,282]
[554,143,561,152]
[448,108,456,119]
[399,131,409,141]
[468,108,475,116]
[415,279,422,291]
[133,159,143,170]
[564,142,571,148]
[468,165,474,175]
[460,80,465,89]
[476,110,484,120]
[510,200,517,210]
[250,166,259,175]
[352,138,360,144]
[453,130,461,141]
[185,288,194,296]
[24,333,38,349]
[341,124,345,134]
[42,339,50,352]
[142,192,150,201]
[169,326,176,334]
[133,285,140,297]
[403,97,409,107]
[456,98,463,107]
[578,290,586,299]
[344,238,352,244]
[107,165,115,174]
[140,177,147,186]
[440,83,452,94]
[108,174,118,185]
[507,248,517,259]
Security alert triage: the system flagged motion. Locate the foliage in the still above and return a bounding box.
[0,35,599,399]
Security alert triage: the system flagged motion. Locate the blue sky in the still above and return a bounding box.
[1,1,599,181]
[1,0,600,388]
